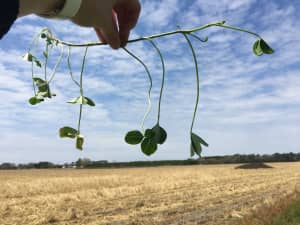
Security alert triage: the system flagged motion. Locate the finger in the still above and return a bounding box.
[94,28,107,43]
[114,1,141,46]
[97,12,121,49]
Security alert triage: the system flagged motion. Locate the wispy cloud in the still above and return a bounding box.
[0,0,299,163]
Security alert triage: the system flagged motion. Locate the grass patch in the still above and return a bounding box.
[269,199,300,225]
[235,193,300,225]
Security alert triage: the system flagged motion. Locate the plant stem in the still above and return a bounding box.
[67,47,80,88]
[77,46,89,134]
[80,47,89,96]
[48,45,64,83]
[45,21,260,48]
[78,104,83,134]
[44,43,49,81]
[145,38,165,125]
[31,61,36,95]
[182,34,200,135]
[188,33,208,43]
[123,47,152,132]
[217,24,261,38]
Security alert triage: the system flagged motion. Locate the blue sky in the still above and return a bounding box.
[0,0,300,163]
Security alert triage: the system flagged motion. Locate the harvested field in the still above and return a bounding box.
[0,162,299,225]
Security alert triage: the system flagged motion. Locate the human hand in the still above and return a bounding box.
[71,0,141,49]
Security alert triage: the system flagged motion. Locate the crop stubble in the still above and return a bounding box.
[0,162,299,225]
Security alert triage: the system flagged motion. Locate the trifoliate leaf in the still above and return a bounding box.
[253,39,274,56]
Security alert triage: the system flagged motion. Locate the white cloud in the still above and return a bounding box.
[0,0,299,163]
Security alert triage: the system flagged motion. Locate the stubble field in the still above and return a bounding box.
[0,162,300,225]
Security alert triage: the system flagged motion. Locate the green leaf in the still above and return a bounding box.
[151,124,167,144]
[260,39,274,54]
[23,54,42,67]
[84,96,96,106]
[190,133,209,157]
[191,133,209,147]
[67,96,96,106]
[59,127,78,139]
[33,78,51,98]
[67,97,80,104]
[141,138,157,156]
[125,130,143,145]
[190,143,195,157]
[144,129,155,138]
[23,53,34,62]
[191,137,202,157]
[37,91,51,99]
[76,135,84,150]
[41,33,47,39]
[253,39,274,56]
[33,77,46,85]
[46,38,53,46]
[35,60,42,68]
[253,39,263,56]
[28,97,44,105]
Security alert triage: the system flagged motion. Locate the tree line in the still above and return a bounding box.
[1,152,300,170]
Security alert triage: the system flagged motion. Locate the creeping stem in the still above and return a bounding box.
[45,21,260,47]
[77,47,89,134]
[145,38,166,125]
[182,34,200,135]
[123,47,152,132]
[31,61,36,95]
[67,47,81,88]
[48,45,64,83]
[44,43,49,81]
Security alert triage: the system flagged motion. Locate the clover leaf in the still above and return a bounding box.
[141,138,157,156]
[260,39,274,54]
[59,127,78,139]
[144,129,155,138]
[67,96,96,106]
[190,133,208,157]
[23,53,42,67]
[151,124,167,145]
[125,130,144,145]
[76,135,84,150]
[253,39,274,56]
[28,96,44,105]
